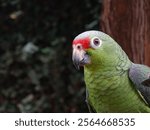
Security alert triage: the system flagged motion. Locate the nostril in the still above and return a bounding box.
[77,44,82,50]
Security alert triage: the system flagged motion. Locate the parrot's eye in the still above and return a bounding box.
[90,37,102,49]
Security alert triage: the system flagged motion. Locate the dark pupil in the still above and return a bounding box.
[94,39,99,46]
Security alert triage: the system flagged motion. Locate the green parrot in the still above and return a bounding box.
[72,30,150,112]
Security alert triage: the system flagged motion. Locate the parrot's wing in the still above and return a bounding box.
[129,63,150,106]
[85,89,96,113]
[141,79,150,86]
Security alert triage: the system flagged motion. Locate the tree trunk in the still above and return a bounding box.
[101,0,150,66]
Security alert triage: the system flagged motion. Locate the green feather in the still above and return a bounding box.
[80,31,150,112]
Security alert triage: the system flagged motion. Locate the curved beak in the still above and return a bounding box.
[72,45,90,70]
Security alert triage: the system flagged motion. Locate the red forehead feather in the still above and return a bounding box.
[73,37,90,49]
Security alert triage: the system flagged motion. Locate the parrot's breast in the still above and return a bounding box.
[84,69,150,112]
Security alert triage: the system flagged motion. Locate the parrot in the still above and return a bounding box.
[72,30,150,112]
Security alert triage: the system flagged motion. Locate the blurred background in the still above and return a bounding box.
[0,0,101,112]
[0,0,150,112]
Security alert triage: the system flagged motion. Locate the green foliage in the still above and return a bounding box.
[0,0,101,112]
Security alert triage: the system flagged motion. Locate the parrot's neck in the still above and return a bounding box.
[83,52,138,112]
[84,50,132,76]
[84,47,133,89]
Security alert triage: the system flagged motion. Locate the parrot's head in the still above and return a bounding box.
[72,30,121,70]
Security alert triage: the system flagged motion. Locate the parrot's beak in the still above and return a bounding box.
[72,44,90,70]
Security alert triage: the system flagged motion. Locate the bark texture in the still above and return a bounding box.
[101,0,150,66]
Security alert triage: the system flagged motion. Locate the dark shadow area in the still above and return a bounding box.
[0,0,101,112]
